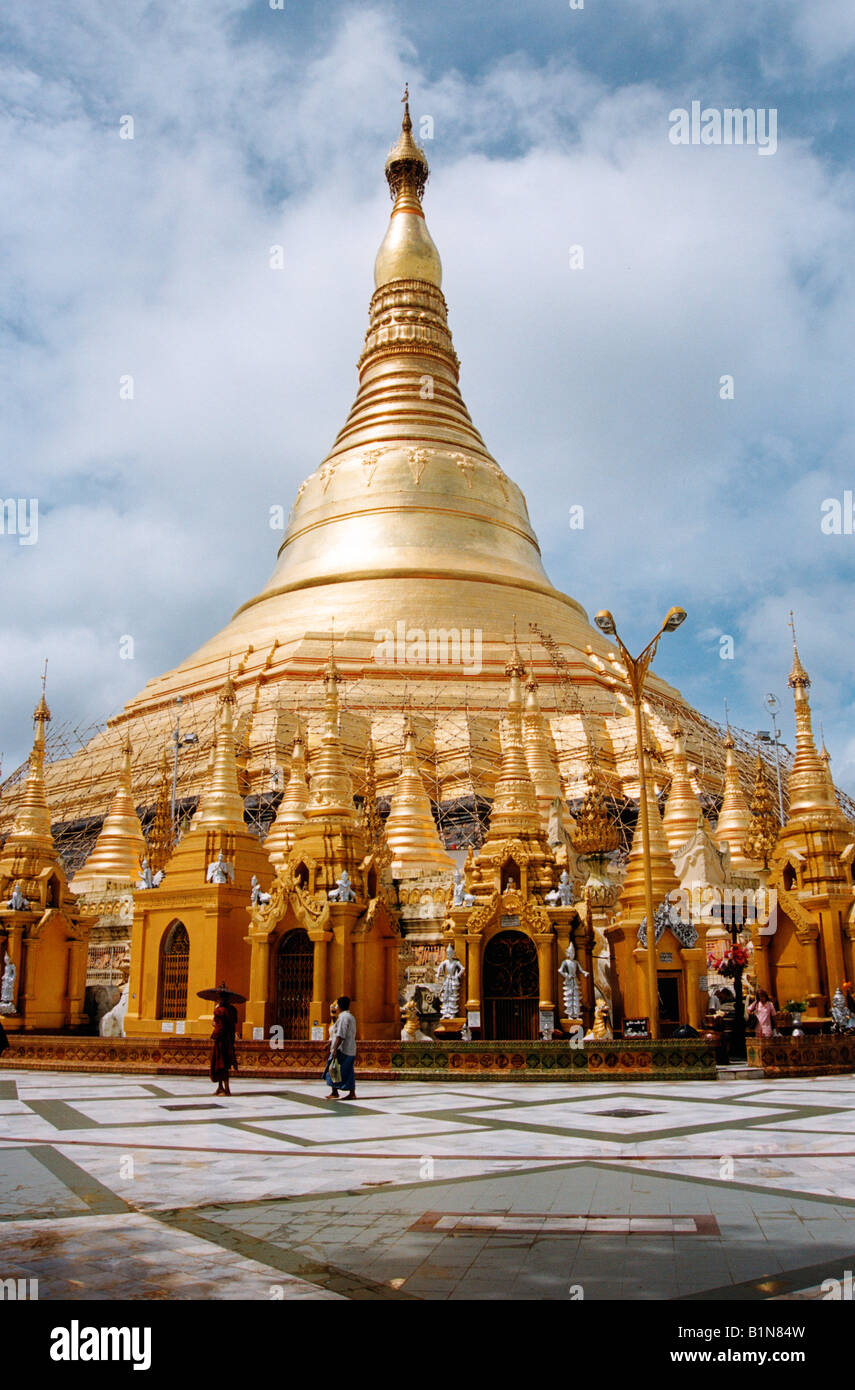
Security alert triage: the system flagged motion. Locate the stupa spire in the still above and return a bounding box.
[374,85,440,289]
[71,737,147,890]
[483,643,541,844]
[147,746,174,875]
[523,662,564,821]
[385,716,454,871]
[5,687,56,858]
[306,635,353,817]
[264,722,310,866]
[662,722,705,856]
[618,745,681,927]
[714,731,752,867]
[191,678,247,832]
[785,615,836,819]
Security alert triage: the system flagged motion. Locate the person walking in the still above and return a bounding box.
[324,995,357,1100]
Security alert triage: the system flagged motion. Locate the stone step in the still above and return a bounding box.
[717,1064,765,1080]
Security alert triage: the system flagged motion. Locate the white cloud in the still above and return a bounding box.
[1,1,854,795]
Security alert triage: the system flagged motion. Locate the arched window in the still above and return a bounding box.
[294,861,310,889]
[782,863,797,892]
[158,921,190,1020]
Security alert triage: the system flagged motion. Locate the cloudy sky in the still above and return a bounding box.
[2,0,854,789]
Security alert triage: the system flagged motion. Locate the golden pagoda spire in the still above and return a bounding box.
[523,661,564,822]
[482,634,542,843]
[147,746,174,875]
[786,614,837,819]
[374,85,441,290]
[305,635,353,817]
[191,677,247,832]
[264,722,309,866]
[0,684,58,871]
[618,745,681,926]
[662,722,706,856]
[71,736,147,891]
[743,752,780,868]
[385,716,454,871]
[714,731,752,867]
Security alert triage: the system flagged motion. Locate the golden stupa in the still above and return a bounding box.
[0,94,797,851]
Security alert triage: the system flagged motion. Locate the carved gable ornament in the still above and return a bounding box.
[637,899,698,949]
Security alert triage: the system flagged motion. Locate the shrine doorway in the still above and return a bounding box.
[274,928,314,1039]
[482,930,539,1040]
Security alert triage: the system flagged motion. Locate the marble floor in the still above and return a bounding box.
[2,1068,855,1300]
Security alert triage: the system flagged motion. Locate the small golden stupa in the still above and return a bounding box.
[70,739,146,893]
[714,732,752,869]
[385,717,455,873]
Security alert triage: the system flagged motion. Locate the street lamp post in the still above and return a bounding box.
[594,606,687,1042]
[764,694,785,825]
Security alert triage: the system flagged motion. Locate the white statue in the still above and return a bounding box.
[100,981,130,1038]
[206,851,234,885]
[0,957,17,1014]
[831,987,855,1033]
[558,941,589,1019]
[250,875,270,906]
[328,869,356,903]
[137,858,164,890]
[452,869,475,908]
[436,944,465,1020]
[545,870,574,907]
[7,882,29,911]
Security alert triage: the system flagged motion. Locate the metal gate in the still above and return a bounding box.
[482,930,539,1041]
[159,921,189,1019]
[275,929,314,1039]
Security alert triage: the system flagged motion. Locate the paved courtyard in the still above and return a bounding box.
[2,1069,855,1300]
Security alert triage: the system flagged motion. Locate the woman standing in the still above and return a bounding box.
[748,989,776,1038]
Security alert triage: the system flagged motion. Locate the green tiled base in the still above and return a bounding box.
[3,1034,716,1081]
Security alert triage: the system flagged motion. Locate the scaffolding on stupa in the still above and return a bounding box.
[3,625,853,880]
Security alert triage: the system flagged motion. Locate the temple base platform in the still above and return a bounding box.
[2,1034,718,1081]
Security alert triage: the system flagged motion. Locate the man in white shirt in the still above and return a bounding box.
[325,995,358,1100]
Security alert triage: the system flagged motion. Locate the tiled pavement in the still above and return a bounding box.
[2,1069,855,1299]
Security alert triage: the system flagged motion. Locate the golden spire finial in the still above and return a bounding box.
[325,621,340,683]
[506,617,526,680]
[788,610,810,689]
[376,88,440,288]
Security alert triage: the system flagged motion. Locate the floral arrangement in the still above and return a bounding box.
[707,943,750,978]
